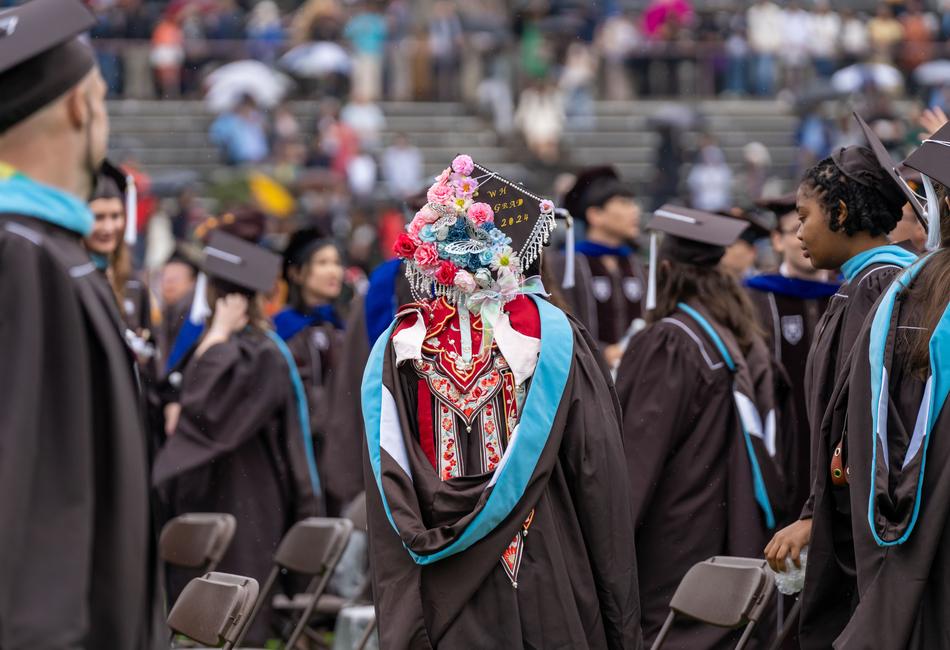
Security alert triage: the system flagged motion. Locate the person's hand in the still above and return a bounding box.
[603,343,625,368]
[764,518,812,572]
[918,107,948,141]
[209,294,249,336]
[164,402,181,437]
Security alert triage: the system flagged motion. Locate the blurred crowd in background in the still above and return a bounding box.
[66,0,950,338]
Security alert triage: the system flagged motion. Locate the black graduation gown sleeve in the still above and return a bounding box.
[0,217,160,649]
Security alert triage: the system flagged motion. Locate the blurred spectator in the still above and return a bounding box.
[515,78,565,163]
[340,92,386,151]
[781,2,811,93]
[598,11,640,100]
[150,9,184,97]
[840,9,871,66]
[273,103,302,142]
[347,145,378,199]
[868,5,904,64]
[344,2,388,101]
[559,43,597,129]
[642,0,694,40]
[724,21,749,95]
[899,2,937,81]
[317,100,360,176]
[652,124,686,208]
[381,133,424,200]
[809,1,841,78]
[735,142,783,205]
[247,0,285,64]
[687,137,733,212]
[160,253,198,309]
[429,0,464,101]
[291,0,344,45]
[747,0,783,96]
[209,94,270,165]
[204,0,244,40]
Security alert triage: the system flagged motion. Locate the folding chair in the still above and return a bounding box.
[650,556,775,650]
[160,513,237,572]
[233,517,354,649]
[167,572,259,650]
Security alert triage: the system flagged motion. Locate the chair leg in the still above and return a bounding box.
[233,568,280,649]
[767,599,801,650]
[735,619,757,650]
[284,572,334,649]
[355,616,377,650]
[649,612,676,650]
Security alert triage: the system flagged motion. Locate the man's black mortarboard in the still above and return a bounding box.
[0,0,96,133]
[282,227,335,280]
[644,205,748,309]
[719,207,772,244]
[756,192,798,225]
[837,113,925,226]
[561,166,631,223]
[90,159,139,245]
[203,230,281,295]
[903,120,950,249]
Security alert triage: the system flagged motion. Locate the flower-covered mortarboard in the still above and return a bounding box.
[393,154,557,304]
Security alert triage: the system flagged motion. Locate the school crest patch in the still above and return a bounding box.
[592,277,612,302]
[781,315,804,346]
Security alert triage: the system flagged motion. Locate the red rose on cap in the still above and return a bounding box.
[393,232,420,259]
[434,260,459,285]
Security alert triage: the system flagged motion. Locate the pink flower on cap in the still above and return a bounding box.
[454,269,477,293]
[413,242,440,269]
[407,215,427,236]
[427,182,454,206]
[452,154,474,176]
[468,202,494,225]
[539,199,554,213]
[415,205,440,224]
[434,167,451,185]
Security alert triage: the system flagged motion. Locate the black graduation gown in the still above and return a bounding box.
[284,321,350,515]
[833,279,950,649]
[798,262,903,650]
[0,214,163,649]
[563,250,647,346]
[327,273,415,513]
[748,283,832,518]
[615,304,777,649]
[153,330,319,643]
[364,306,642,650]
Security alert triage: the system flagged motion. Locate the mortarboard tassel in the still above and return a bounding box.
[645,231,658,312]
[124,172,137,246]
[922,174,942,252]
[556,208,575,290]
[189,271,212,324]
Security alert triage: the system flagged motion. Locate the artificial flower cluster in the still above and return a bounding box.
[393,154,525,296]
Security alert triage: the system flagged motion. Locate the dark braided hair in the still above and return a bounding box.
[800,157,903,237]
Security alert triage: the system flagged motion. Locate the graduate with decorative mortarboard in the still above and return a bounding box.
[272,227,352,515]
[763,113,923,650]
[745,192,841,520]
[362,155,642,649]
[560,166,647,367]
[615,206,785,649]
[0,0,164,646]
[152,231,320,645]
[823,122,950,649]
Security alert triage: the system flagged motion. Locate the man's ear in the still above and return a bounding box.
[63,82,88,131]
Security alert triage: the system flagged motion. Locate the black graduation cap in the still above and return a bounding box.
[755,192,798,222]
[904,122,950,191]
[561,166,630,222]
[719,207,773,243]
[0,0,96,133]
[282,227,335,280]
[644,205,748,309]
[203,230,281,295]
[850,112,925,225]
[472,161,554,258]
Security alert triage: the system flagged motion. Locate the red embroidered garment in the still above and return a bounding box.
[395,296,540,586]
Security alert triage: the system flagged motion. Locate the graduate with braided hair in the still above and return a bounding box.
[764,115,924,649]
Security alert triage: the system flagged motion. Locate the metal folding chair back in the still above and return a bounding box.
[167,572,259,650]
[342,492,368,533]
[159,513,237,571]
[233,517,354,649]
[650,556,775,650]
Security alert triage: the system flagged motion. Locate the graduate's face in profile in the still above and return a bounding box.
[773,211,815,276]
[796,183,850,270]
[86,197,124,256]
[299,245,344,303]
[587,196,641,242]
